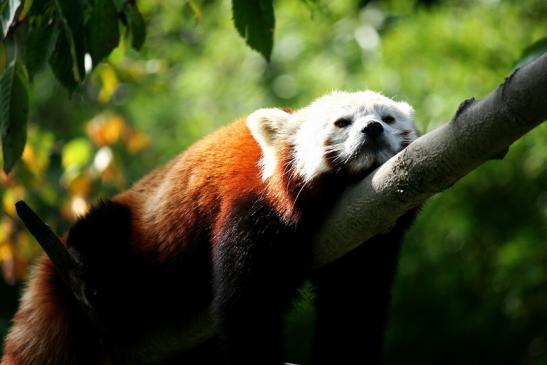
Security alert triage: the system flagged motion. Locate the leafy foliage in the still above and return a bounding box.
[85,0,120,67]
[0,0,282,172]
[0,61,28,173]
[0,0,546,364]
[0,0,21,37]
[0,0,147,171]
[124,1,146,50]
[232,0,274,60]
[25,21,59,80]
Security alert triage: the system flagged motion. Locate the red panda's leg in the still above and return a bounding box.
[310,209,419,365]
[212,198,310,365]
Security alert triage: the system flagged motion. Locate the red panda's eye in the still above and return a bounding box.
[334,118,352,128]
[382,115,395,124]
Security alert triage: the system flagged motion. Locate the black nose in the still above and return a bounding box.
[362,121,383,138]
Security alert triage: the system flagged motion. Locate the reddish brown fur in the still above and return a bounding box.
[2,257,102,365]
[113,118,299,259]
[2,118,303,365]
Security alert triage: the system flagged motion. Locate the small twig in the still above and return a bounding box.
[15,201,96,323]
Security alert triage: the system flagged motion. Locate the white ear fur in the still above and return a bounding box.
[246,108,293,180]
[246,108,292,150]
[398,101,415,119]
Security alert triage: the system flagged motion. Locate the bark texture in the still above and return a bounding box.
[312,51,547,266]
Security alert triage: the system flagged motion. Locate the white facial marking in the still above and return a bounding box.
[247,91,418,184]
[246,108,297,180]
[292,91,418,181]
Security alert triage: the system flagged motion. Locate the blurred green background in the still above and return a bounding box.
[1,0,546,363]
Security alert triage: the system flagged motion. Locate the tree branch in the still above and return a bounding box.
[16,52,547,362]
[128,51,547,361]
[312,51,547,267]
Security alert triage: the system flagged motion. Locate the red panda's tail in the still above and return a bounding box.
[1,256,104,365]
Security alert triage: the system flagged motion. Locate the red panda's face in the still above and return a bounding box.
[246,91,418,184]
[292,91,418,181]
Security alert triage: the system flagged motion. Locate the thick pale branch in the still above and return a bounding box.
[312,51,547,267]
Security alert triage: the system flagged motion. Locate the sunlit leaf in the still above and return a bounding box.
[61,138,92,169]
[126,131,149,154]
[67,174,92,196]
[17,0,32,21]
[0,219,10,242]
[232,0,274,61]
[85,0,120,66]
[0,0,21,37]
[124,2,145,50]
[2,186,24,217]
[21,129,53,177]
[86,114,126,145]
[0,241,13,263]
[0,61,28,173]
[97,63,118,103]
[25,21,59,80]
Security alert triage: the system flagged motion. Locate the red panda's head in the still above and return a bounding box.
[247,90,418,186]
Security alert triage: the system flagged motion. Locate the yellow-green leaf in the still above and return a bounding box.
[62,138,92,169]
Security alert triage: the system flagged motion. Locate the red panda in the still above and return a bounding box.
[2,91,419,365]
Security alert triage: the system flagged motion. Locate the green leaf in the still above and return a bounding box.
[25,21,59,80]
[232,0,274,61]
[0,40,6,73]
[61,137,92,169]
[72,27,86,81]
[48,28,78,91]
[85,0,120,66]
[54,0,85,81]
[28,0,54,17]
[112,0,125,12]
[0,61,29,173]
[1,0,21,37]
[54,0,83,35]
[124,2,145,50]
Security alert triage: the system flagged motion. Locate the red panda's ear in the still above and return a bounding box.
[397,101,415,119]
[246,108,293,151]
